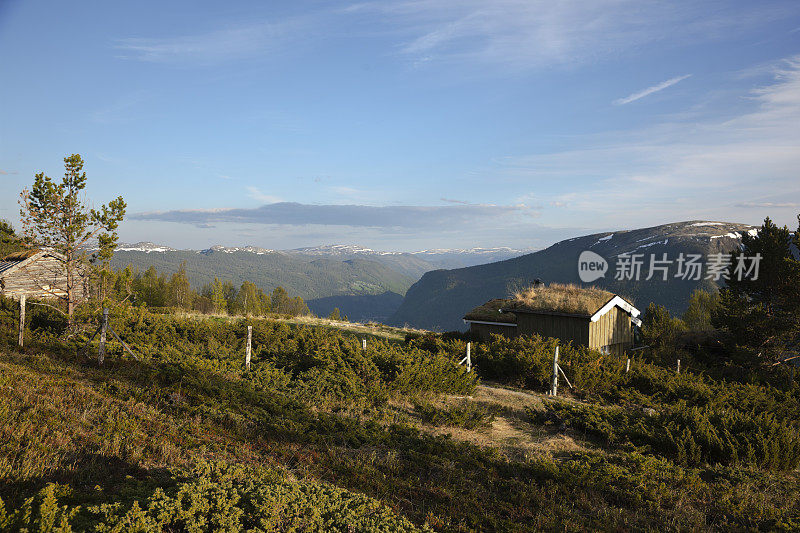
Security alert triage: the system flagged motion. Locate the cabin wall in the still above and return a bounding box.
[470,323,518,342]
[0,256,87,300]
[516,313,590,346]
[589,306,633,355]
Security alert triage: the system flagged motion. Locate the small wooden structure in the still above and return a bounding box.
[463,284,641,356]
[0,249,88,301]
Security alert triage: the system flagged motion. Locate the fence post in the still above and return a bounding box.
[552,346,559,396]
[98,307,109,366]
[245,325,252,370]
[18,295,26,348]
[466,342,471,372]
[626,357,631,373]
[676,358,681,374]
[362,338,367,350]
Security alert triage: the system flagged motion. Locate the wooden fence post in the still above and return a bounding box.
[676,358,681,374]
[626,357,631,373]
[245,325,252,370]
[362,338,367,350]
[466,342,471,372]
[18,295,26,348]
[552,346,560,397]
[98,307,109,366]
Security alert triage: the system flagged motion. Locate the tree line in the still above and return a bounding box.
[110,262,311,317]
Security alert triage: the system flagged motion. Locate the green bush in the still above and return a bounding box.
[535,400,800,470]
[414,401,494,429]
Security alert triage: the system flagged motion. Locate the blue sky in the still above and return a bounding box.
[1,0,799,251]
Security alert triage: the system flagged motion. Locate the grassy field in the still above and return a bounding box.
[1,301,799,531]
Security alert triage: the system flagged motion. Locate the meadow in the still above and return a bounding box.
[0,298,799,531]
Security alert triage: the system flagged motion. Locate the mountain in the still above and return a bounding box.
[292,244,531,270]
[410,247,534,269]
[110,248,415,303]
[108,243,531,322]
[389,221,756,332]
[305,291,405,323]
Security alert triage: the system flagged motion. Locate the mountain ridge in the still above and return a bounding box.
[389,220,756,331]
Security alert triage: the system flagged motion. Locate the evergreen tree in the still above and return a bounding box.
[270,286,292,314]
[641,303,686,364]
[133,266,167,307]
[328,307,341,320]
[0,219,25,257]
[713,216,800,360]
[18,154,125,323]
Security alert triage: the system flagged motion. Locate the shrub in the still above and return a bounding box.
[414,401,494,429]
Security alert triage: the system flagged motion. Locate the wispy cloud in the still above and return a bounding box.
[132,202,535,229]
[735,201,800,209]
[114,19,305,64]
[0,169,19,175]
[246,186,282,203]
[613,74,692,105]
[356,1,792,71]
[440,197,469,204]
[496,55,800,227]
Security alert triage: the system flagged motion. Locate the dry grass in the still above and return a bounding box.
[463,299,516,323]
[507,283,615,316]
[176,310,428,341]
[389,383,591,461]
[0,249,39,261]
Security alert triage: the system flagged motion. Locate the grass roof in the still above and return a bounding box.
[503,283,617,316]
[1,249,40,261]
[463,298,517,323]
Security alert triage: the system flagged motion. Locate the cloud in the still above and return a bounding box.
[735,202,800,209]
[246,186,282,203]
[131,201,534,229]
[0,169,18,175]
[358,0,791,71]
[494,55,800,227]
[440,197,469,204]
[613,75,691,105]
[114,19,304,64]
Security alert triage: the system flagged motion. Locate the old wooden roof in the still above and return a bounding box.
[0,250,42,275]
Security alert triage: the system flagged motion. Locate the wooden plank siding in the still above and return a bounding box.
[470,323,518,342]
[515,313,590,346]
[0,254,88,301]
[588,306,634,355]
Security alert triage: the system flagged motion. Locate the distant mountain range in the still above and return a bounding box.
[389,221,756,332]
[108,242,531,322]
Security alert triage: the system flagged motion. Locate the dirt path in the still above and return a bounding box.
[393,383,589,459]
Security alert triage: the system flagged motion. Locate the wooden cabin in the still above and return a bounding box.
[0,249,88,301]
[463,284,641,356]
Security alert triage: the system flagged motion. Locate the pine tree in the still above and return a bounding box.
[18,154,125,323]
[714,216,800,360]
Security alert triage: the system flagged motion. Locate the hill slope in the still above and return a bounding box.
[390,221,755,331]
[110,248,417,301]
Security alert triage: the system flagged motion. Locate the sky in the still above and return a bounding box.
[1,0,799,251]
